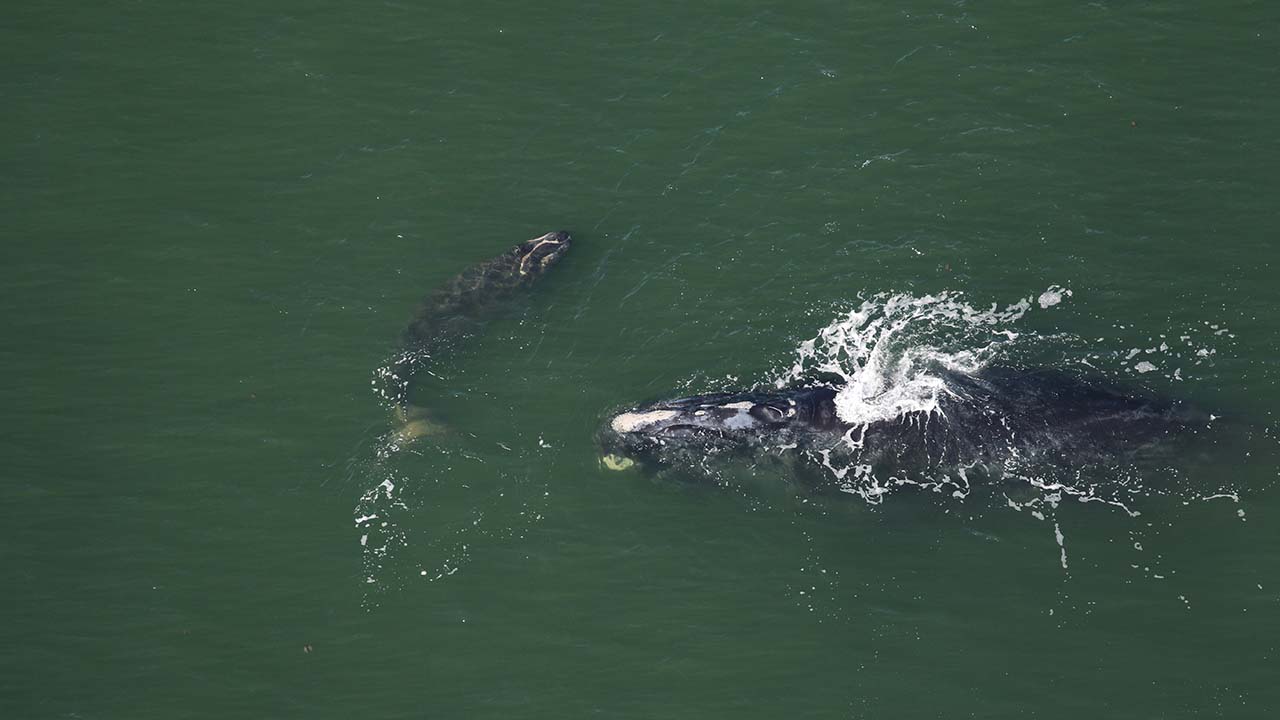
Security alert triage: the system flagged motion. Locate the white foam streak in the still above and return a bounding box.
[778,291,1045,426]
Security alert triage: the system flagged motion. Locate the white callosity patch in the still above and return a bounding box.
[611,410,681,433]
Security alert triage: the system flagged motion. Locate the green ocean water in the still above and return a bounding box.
[4,1,1280,717]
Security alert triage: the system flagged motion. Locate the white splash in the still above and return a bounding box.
[1038,286,1072,309]
[777,290,1051,426]
[756,287,1260,581]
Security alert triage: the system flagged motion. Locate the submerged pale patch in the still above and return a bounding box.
[601,454,636,471]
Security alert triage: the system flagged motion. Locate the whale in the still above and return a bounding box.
[598,367,1203,483]
[376,230,571,444]
[401,230,571,354]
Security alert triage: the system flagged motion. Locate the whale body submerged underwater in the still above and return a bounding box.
[374,231,571,447]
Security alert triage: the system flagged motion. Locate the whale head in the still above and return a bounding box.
[515,231,571,277]
[598,387,843,471]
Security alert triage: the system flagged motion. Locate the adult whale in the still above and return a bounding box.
[598,366,1204,483]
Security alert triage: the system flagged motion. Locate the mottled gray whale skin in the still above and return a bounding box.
[377,231,571,443]
[599,367,1201,477]
[402,230,572,352]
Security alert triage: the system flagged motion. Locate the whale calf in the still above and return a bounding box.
[375,231,571,444]
[400,230,571,351]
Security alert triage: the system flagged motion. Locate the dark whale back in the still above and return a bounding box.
[857,367,1199,470]
[378,231,570,413]
[403,231,571,352]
